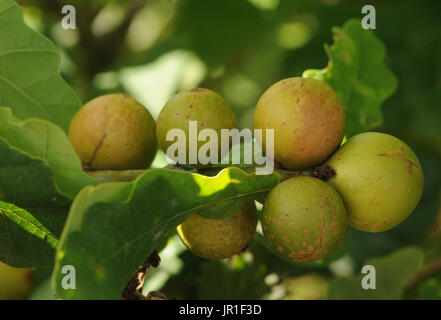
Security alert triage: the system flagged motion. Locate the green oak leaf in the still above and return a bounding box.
[0,107,97,267]
[196,256,271,300]
[328,246,424,299]
[252,231,347,269]
[0,0,82,132]
[171,0,267,67]
[418,278,441,300]
[53,167,279,299]
[303,19,398,137]
[0,200,64,266]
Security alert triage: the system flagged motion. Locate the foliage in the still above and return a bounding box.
[0,106,96,266]
[0,0,440,300]
[53,168,278,299]
[328,246,424,299]
[303,19,398,137]
[0,0,81,131]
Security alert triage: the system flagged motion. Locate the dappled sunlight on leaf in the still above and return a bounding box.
[53,167,279,299]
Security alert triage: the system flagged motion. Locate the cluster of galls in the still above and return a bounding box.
[68,77,424,263]
[255,78,423,263]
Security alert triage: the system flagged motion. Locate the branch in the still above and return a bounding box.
[404,257,441,291]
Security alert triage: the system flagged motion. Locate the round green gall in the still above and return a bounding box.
[68,93,157,170]
[327,132,424,232]
[0,262,34,300]
[156,88,237,167]
[262,176,347,263]
[253,77,345,170]
[177,200,257,260]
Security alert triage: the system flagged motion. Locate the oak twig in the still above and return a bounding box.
[404,257,441,291]
[122,249,167,300]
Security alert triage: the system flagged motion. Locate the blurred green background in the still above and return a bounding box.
[17,0,441,299]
